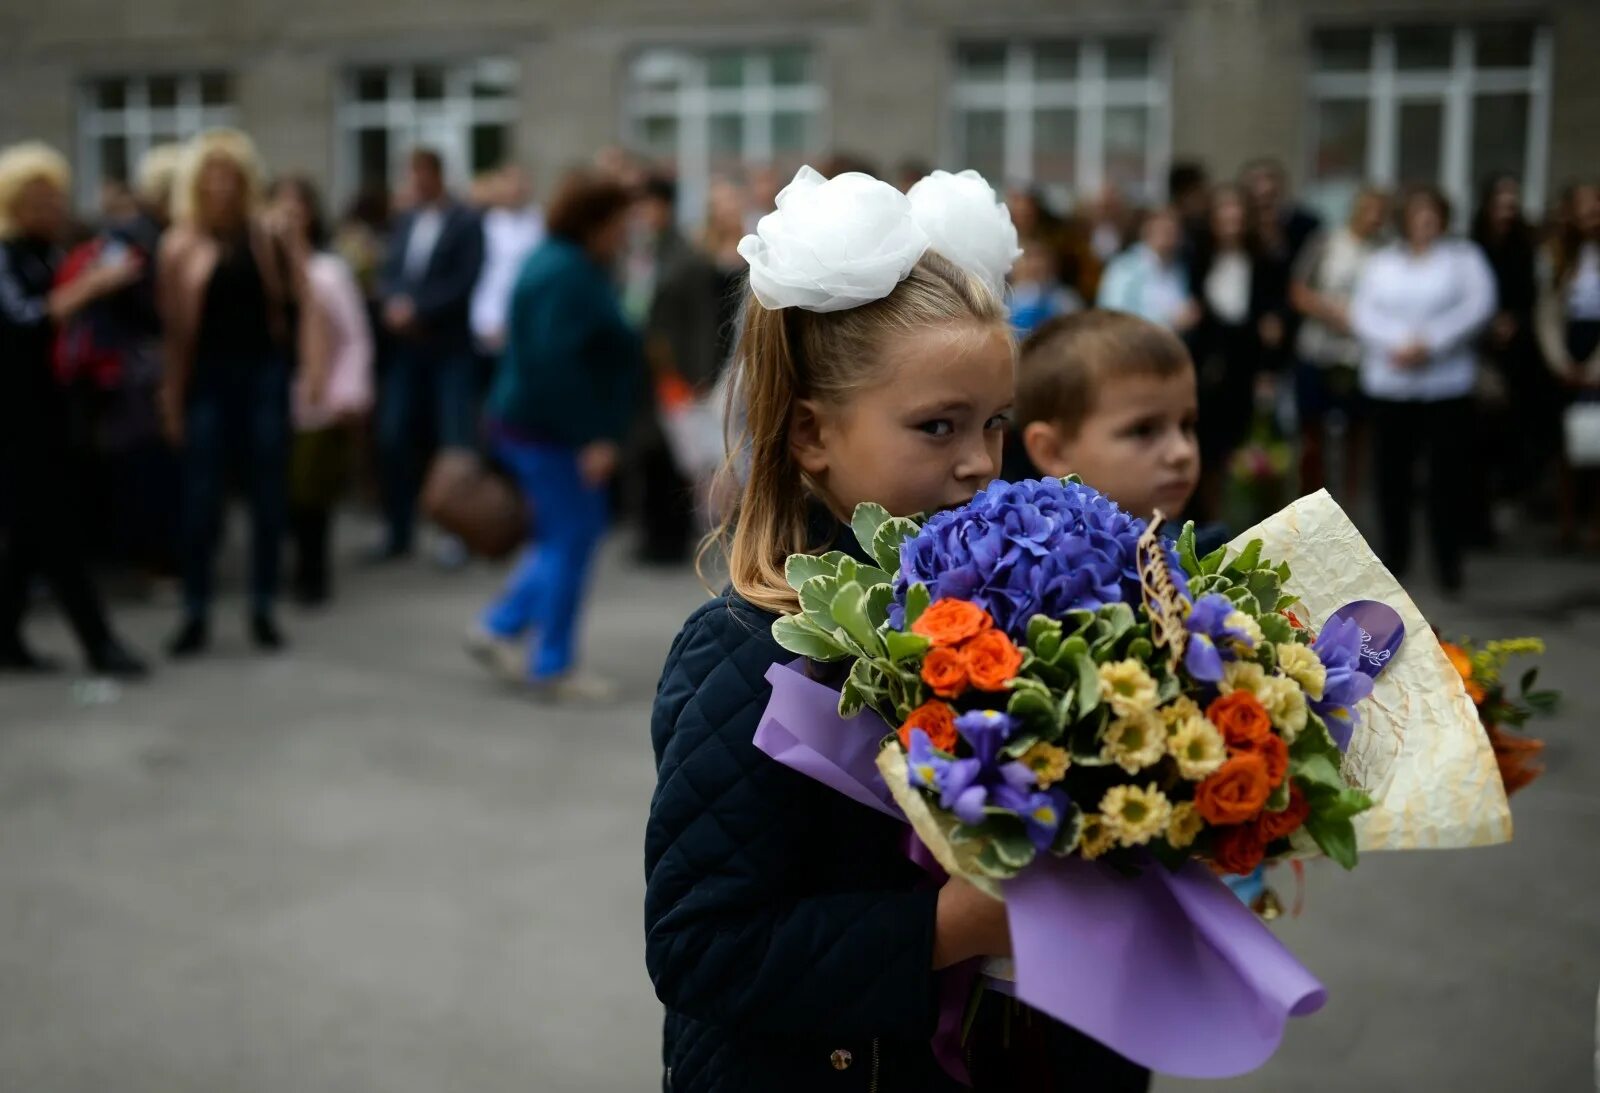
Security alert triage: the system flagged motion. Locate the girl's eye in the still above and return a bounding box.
[984,411,1013,431]
[917,419,955,437]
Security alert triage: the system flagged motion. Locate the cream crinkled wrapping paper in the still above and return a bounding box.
[1229,489,1511,851]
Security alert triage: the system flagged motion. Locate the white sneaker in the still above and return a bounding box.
[464,627,524,681]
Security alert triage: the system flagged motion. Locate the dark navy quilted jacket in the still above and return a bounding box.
[646,589,961,1092]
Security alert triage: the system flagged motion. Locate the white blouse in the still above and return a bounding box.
[1350,240,1497,402]
[1203,250,1251,325]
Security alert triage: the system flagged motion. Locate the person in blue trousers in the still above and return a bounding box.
[467,168,642,698]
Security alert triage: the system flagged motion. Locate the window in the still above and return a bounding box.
[336,59,517,204]
[949,37,1169,207]
[625,46,825,225]
[1307,23,1552,218]
[75,73,236,208]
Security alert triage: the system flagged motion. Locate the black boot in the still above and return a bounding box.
[167,616,209,658]
[87,638,150,679]
[250,611,285,652]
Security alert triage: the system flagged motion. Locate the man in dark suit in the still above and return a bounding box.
[374,147,485,560]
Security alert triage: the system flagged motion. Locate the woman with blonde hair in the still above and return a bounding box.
[158,129,314,655]
[0,141,148,676]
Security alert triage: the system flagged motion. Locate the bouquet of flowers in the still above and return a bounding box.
[753,481,1507,1080]
[1440,636,1556,796]
[772,477,1375,888]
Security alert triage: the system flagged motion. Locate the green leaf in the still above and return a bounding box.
[849,502,891,560]
[1525,690,1560,714]
[1265,779,1290,812]
[1227,538,1263,577]
[1090,603,1137,660]
[1316,785,1374,822]
[1519,667,1538,695]
[1258,612,1293,646]
[799,573,840,627]
[772,614,848,661]
[1064,609,1097,637]
[1126,636,1154,663]
[784,552,845,591]
[1198,543,1228,576]
[1049,803,1086,856]
[872,516,920,573]
[838,678,866,718]
[1007,687,1057,730]
[1292,752,1343,792]
[1026,615,1064,661]
[836,556,859,586]
[864,583,893,629]
[854,564,893,589]
[1304,814,1359,870]
[830,581,880,653]
[883,628,932,662]
[974,843,1024,880]
[904,582,931,628]
[1074,653,1101,719]
[1176,521,1200,576]
[989,822,1038,869]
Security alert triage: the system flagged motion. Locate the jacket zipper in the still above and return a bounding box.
[868,1037,880,1093]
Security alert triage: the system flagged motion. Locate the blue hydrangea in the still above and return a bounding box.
[892,478,1185,637]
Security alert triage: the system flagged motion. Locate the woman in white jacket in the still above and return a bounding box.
[1350,184,1496,593]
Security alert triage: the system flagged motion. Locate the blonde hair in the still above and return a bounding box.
[713,250,1008,614]
[136,141,186,212]
[173,128,265,227]
[0,141,70,240]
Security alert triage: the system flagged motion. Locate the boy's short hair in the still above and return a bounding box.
[1016,310,1194,439]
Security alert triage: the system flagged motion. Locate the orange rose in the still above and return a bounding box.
[1193,753,1272,825]
[962,629,1023,691]
[1256,783,1311,842]
[920,647,969,698]
[1207,691,1273,750]
[1210,823,1268,876]
[897,700,958,752]
[1238,732,1289,788]
[912,599,993,647]
[1441,642,1488,706]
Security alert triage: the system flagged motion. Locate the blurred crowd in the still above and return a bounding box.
[3,131,1599,683]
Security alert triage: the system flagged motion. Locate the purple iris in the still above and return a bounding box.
[906,728,987,824]
[955,709,1017,765]
[1183,593,1256,682]
[1311,616,1376,750]
[891,479,1187,637]
[992,784,1073,850]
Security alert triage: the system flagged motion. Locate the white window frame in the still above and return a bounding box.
[75,73,236,209]
[1307,24,1553,214]
[334,58,517,206]
[948,37,1171,207]
[624,46,827,226]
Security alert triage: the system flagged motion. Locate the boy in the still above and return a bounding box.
[1016,310,1201,525]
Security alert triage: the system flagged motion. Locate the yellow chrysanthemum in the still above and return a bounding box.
[1226,610,1265,648]
[1099,783,1174,847]
[1276,642,1326,700]
[1166,801,1203,849]
[1078,814,1116,860]
[1158,695,1203,735]
[1258,674,1309,741]
[1101,712,1167,774]
[1022,742,1071,787]
[1167,715,1228,779]
[1220,660,1267,696]
[1097,659,1159,719]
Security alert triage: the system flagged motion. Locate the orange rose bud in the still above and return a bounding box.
[1257,783,1311,842]
[1211,822,1268,876]
[1441,642,1473,683]
[962,629,1023,691]
[1194,752,1272,825]
[1465,679,1487,705]
[1244,732,1289,788]
[920,646,969,698]
[897,700,959,753]
[1207,691,1274,750]
[912,599,993,647]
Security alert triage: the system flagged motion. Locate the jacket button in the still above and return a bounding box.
[829,1049,853,1071]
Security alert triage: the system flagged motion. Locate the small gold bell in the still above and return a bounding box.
[1252,887,1283,921]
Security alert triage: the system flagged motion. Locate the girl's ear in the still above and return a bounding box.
[1022,420,1072,479]
[790,398,831,478]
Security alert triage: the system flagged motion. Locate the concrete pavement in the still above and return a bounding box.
[1,533,1596,1091]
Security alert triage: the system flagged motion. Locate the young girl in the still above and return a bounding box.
[644,167,1150,1092]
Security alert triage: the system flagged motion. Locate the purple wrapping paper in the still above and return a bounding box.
[753,659,1328,1080]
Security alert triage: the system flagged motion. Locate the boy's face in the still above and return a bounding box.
[1022,369,1200,522]
[792,322,1015,520]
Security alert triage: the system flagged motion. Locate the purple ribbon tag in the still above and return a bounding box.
[1327,600,1405,680]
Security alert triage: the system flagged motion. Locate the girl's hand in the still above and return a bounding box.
[932,876,1010,969]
